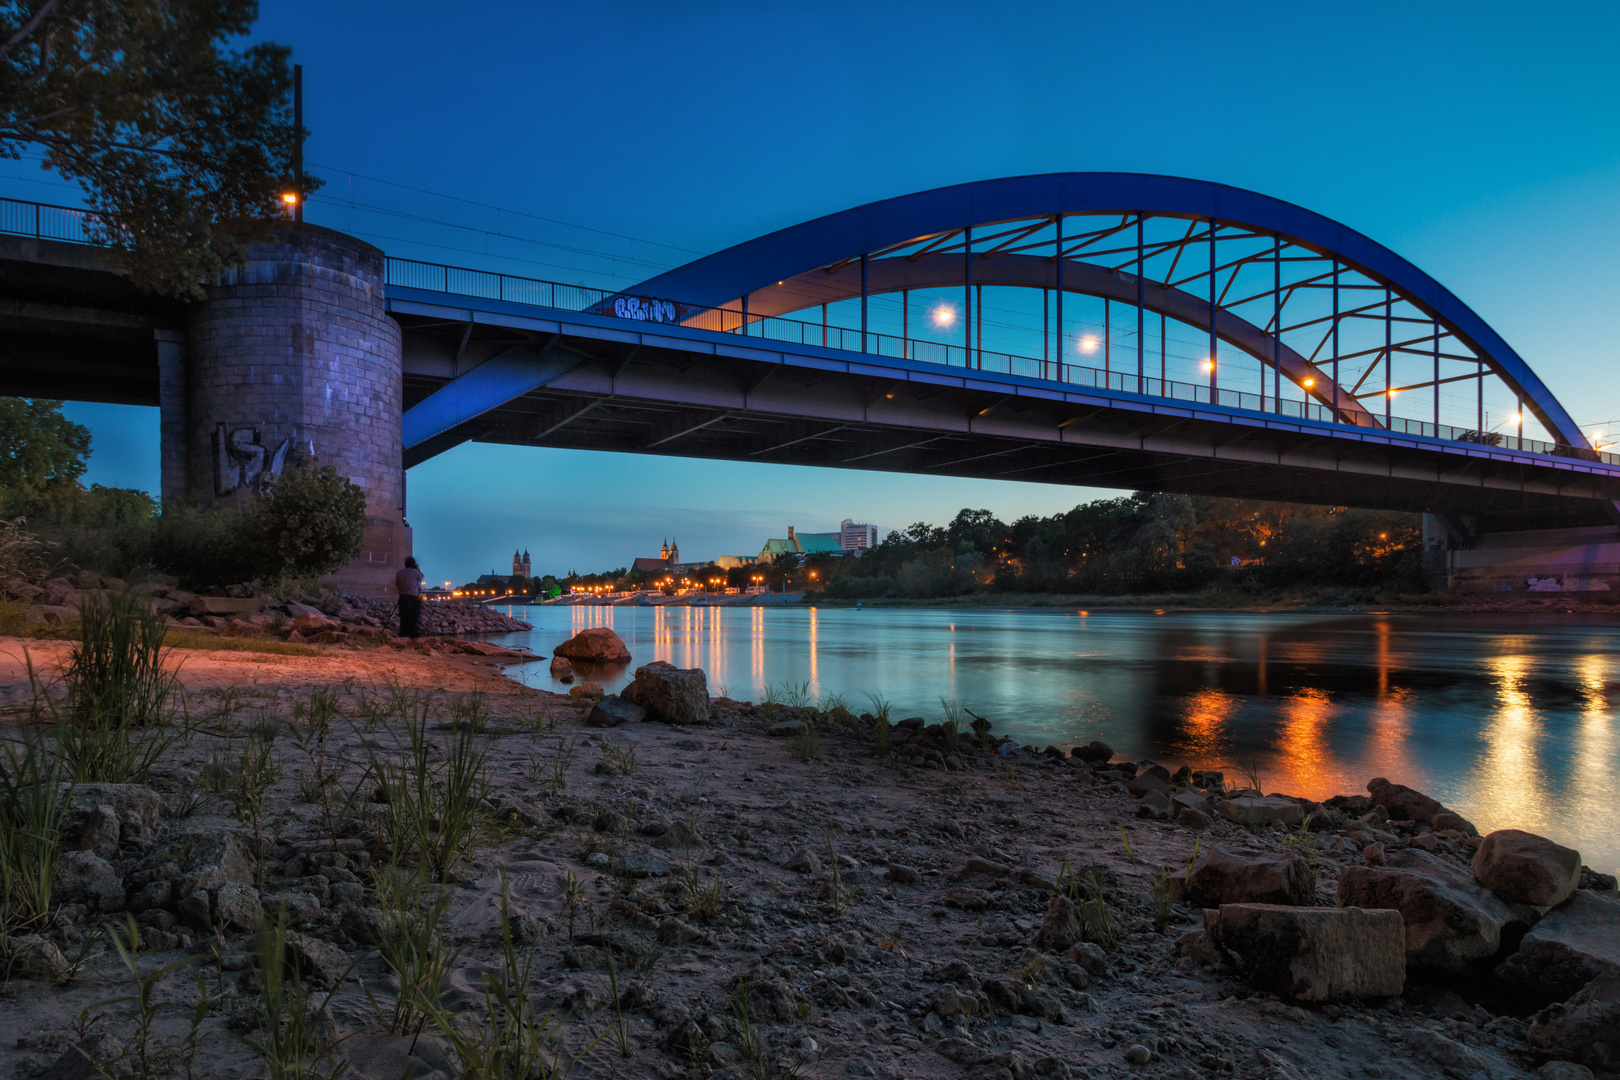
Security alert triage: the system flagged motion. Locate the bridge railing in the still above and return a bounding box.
[0,197,95,244]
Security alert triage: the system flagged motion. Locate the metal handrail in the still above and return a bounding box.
[0,197,96,244]
[385,254,1620,469]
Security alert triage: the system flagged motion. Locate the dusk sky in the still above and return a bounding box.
[5,2,1620,583]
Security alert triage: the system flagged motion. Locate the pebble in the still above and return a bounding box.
[1124,1043,1152,1065]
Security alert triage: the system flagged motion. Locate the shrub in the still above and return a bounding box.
[254,464,367,578]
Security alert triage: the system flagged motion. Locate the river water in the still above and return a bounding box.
[483,604,1620,875]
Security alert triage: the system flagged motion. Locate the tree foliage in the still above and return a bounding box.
[0,397,90,509]
[253,463,366,578]
[0,0,318,297]
[815,492,1426,600]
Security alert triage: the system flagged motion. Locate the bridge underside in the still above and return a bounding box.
[394,293,1620,533]
[0,236,181,405]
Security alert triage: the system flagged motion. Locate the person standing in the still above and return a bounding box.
[395,556,426,638]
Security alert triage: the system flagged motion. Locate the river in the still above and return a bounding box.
[482,604,1620,875]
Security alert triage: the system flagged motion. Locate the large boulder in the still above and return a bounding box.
[55,850,125,912]
[1527,974,1620,1074]
[1366,776,1449,825]
[169,829,257,896]
[64,783,161,854]
[1070,740,1113,764]
[1336,849,1513,971]
[585,696,646,728]
[1204,904,1406,1002]
[1170,845,1315,907]
[1218,795,1305,830]
[1497,891,1620,1007]
[620,661,710,725]
[1126,764,1172,798]
[553,627,630,663]
[1472,830,1582,907]
[1033,895,1082,952]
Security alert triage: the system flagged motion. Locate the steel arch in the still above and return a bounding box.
[625,173,1587,453]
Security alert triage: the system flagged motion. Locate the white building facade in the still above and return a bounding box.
[838,520,878,553]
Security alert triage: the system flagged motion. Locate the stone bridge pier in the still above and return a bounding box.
[161,224,409,597]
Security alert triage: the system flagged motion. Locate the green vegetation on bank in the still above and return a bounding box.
[561,493,1430,603]
[0,399,367,593]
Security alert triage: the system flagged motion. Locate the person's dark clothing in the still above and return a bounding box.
[399,594,423,638]
[395,565,426,637]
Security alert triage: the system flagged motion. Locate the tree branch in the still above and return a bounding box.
[0,0,61,63]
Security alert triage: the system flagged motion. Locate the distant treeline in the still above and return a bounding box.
[811,493,1425,599]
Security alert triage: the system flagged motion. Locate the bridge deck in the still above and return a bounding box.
[390,285,1620,531]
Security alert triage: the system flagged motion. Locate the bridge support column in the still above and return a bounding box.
[181,224,409,598]
[156,329,188,506]
[1422,516,1620,596]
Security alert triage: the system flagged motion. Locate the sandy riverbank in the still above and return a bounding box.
[0,647,1613,1080]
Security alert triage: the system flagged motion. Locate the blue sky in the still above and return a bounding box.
[13,2,1620,583]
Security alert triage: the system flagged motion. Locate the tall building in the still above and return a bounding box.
[838,520,878,553]
[511,549,531,577]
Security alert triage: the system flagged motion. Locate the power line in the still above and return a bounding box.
[306,162,705,256]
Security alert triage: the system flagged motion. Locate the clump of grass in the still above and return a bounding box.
[230,726,282,880]
[864,691,892,755]
[430,874,597,1079]
[1116,820,1136,865]
[239,908,351,1080]
[789,720,822,763]
[727,979,811,1080]
[34,590,185,785]
[0,726,66,937]
[62,589,178,730]
[370,870,459,1037]
[89,916,212,1080]
[1150,867,1176,932]
[597,737,638,776]
[526,735,577,793]
[560,870,585,940]
[450,691,488,734]
[1079,869,1120,949]
[370,698,490,879]
[765,680,812,710]
[821,830,852,915]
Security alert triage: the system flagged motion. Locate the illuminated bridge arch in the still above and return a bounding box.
[625,173,1591,457]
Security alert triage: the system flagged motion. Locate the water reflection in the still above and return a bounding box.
[1472,654,1551,836]
[485,604,1620,873]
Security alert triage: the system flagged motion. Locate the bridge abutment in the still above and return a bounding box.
[174,223,409,598]
[1422,516,1620,595]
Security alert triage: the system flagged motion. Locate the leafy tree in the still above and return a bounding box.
[0,397,90,509]
[252,463,365,578]
[0,0,318,297]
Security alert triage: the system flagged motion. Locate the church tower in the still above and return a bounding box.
[512,549,522,576]
[660,537,670,561]
[669,537,679,564]
[521,549,531,577]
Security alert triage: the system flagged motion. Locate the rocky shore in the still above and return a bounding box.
[1,653,1616,1080]
[17,571,533,647]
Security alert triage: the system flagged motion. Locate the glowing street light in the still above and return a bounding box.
[1203,360,1216,373]
[1079,336,1099,354]
[1302,377,1315,388]
[932,304,955,327]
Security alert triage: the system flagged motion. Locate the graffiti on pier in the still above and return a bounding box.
[213,423,292,496]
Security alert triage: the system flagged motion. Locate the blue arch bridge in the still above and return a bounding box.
[2,173,1618,595]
